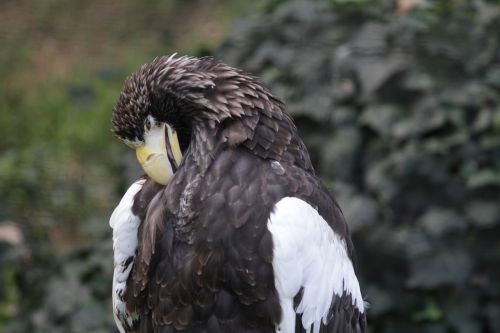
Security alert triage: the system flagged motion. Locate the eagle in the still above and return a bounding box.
[110,55,366,333]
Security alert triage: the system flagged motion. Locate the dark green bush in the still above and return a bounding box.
[217,1,500,332]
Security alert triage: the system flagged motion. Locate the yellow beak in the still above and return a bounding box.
[135,123,183,185]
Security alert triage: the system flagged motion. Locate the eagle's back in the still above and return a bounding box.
[117,147,364,332]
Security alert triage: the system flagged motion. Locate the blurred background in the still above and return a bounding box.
[1,0,499,332]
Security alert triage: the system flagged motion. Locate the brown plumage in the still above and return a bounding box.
[111,55,366,333]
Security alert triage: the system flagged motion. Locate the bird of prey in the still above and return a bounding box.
[110,55,366,333]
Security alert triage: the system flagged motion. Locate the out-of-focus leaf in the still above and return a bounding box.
[344,195,378,231]
[402,70,435,91]
[412,299,443,322]
[404,227,432,259]
[321,128,361,179]
[485,304,500,333]
[447,296,482,333]
[360,104,401,138]
[392,110,447,140]
[466,201,499,227]
[356,54,409,101]
[417,208,467,238]
[473,108,493,132]
[365,159,399,201]
[486,66,500,87]
[364,284,393,317]
[408,248,471,288]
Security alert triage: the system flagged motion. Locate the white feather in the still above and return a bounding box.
[110,179,145,333]
[268,197,364,333]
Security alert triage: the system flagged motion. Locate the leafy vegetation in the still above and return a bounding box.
[218,0,500,332]
[1,0,499,332]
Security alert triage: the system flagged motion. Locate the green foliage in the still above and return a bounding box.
[1,0,500,332]
[0,71,123,236]
[218,0,500,331]
[0,66,129,333]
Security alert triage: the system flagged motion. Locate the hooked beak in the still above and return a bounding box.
[135,123,183,185]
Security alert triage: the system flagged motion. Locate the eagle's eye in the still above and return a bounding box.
[144,117,153,131]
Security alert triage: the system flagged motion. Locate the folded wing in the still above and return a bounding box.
[110,179,145,333]
[268,197,366,333]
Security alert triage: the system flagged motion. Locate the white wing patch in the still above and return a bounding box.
[110,179,145,333]
[268,197,364,333]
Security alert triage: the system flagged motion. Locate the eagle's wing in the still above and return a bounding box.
[110,179,145,333]
[268,197,366,333]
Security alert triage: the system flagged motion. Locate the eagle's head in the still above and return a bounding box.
[112,55,231,185]
[112,54,298,185]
